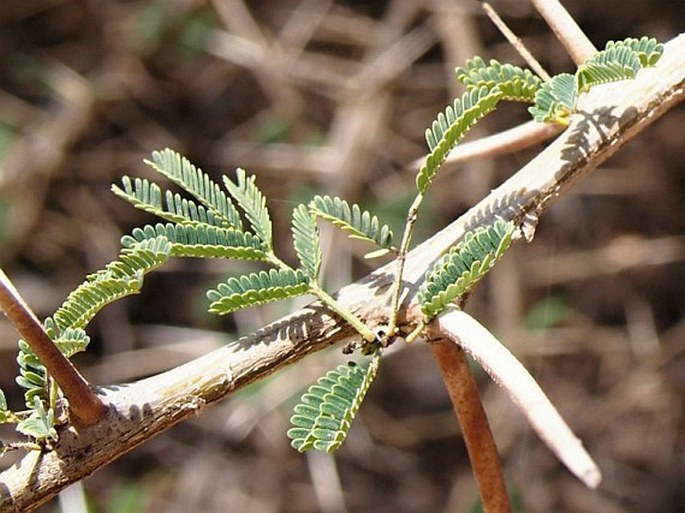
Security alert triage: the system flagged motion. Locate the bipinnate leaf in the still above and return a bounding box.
[288,353,380,452]
[207,269,310,315]
[575,44,641,93]
[418,86,503,193]
[308,195,394,255]
[455,56,542,102]
[575,36,663,93]
[528,73,577,125]
[419,220,515,320]
[223,169,272,249]
[122,223,266,260]
[292,204,322,280]
[530,36,663,123]
[607,36,664,67]
[52,236,172,331]
[112,176,228,228]
[144,148,243,230]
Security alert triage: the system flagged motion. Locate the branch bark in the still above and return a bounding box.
[1,33,683,513]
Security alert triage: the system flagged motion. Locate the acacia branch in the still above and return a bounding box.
[0,33,682,513]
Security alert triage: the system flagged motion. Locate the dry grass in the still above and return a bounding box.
[0,1,684,512]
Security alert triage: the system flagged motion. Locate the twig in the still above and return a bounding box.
[430,337,511,513]
[529,0,597,65]
[432,308,601,488]
[0,268,107,426]
[480,1,551,81]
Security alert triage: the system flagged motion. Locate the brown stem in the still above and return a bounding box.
[0,269,107,426]
[430,338,511,513]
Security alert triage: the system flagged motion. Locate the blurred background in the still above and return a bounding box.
[0,1,683,512]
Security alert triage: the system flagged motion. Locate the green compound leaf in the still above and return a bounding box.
[528,73,577,125]
[16,397,57,442]
[575,44,641,93]
[292,204,322,280]
[207,268,310,315]
[288,353,380,453]
[52,236,172,332]
[419,220,515,321]
[112,176,229,228]
[608,36,664,67]
[574,36,663,93]
[122,222,267,261]
[223,168,272,249]
[144,148,243,230]
[418,86,503,193]
[455,56,543,103]
[308,195,394,256]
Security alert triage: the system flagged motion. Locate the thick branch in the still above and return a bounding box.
[1,33,683,513]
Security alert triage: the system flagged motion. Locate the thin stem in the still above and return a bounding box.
[266,250,293,271]
[266,249,376,342]
[481,1,551,81]
[529,0,597,65]
[430,337,511,513]
[386,193,424,339]
[310,284,376,342]
[0,268,108,427]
